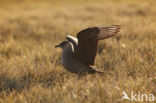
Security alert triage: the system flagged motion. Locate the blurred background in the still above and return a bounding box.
[0,0,155,103]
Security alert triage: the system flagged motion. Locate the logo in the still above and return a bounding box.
[122,91,155,102]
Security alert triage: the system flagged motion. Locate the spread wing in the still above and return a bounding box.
[74,25,120,66]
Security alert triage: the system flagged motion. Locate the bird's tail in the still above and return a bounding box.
[90,66,113,76]
[96,70,105,74]
[95,70,114,77]
[85,66,112,76]
[88,66,104,74]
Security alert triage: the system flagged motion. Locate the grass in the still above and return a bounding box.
[0,0,156,103]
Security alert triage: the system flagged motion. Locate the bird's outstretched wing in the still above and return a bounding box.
[74,25,120,66]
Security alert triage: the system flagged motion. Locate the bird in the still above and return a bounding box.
[55,25,120,75]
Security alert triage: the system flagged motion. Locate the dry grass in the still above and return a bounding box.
[0,0,156,103]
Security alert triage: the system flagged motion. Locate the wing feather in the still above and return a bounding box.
[66,35,78,51]
[75,25,120,66]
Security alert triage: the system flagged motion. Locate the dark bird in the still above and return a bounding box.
[55,25,120,75]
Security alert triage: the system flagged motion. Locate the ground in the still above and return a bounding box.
[0,0,155,103]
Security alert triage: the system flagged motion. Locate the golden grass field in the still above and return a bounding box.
[0,0,156,103]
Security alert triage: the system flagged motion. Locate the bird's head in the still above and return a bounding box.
[55,41,70,49]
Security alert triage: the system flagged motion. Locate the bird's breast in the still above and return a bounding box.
[61,51,73,68]
[61,51,86,73]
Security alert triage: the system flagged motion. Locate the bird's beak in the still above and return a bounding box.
[55,44,60,48]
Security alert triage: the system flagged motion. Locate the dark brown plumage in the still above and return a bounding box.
[55,25,120,75]
[75,25,120,66]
